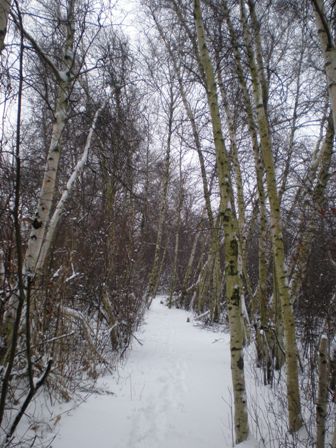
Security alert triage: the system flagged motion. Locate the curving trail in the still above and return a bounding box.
[53,297,254,448]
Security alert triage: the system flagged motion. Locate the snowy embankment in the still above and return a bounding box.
[49,296,262,448]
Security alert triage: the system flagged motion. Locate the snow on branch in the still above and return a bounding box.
[36,104,105,272]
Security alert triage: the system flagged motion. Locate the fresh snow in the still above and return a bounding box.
[52,297,259,447]
[15,296,324,447]
[16,296,325,447]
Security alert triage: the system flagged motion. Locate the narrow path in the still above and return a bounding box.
[53,297,239,448]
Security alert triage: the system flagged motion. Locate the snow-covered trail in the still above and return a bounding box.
[53,297,244,448]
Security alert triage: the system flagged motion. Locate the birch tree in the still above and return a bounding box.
[239,0,303,431]
[168,146,184,307]
[0,0,118,439]
[289,114,334,304]
[194,0,249,441]
[144,41,179,305]
[311,0,336,130]
[23,0,76,277]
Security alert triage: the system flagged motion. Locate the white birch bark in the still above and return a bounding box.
[150,9,215,231]
[35,104,104,273]
[194,0,249,442]
[240,0,302,431]
[222,0,269,369]
[222,0,268,326]
[278,38,305,204]
[151,5,225,317]
[24,86,68,275]
[312,0,336,131]
[289,116,334,303]
[24,0,76,277]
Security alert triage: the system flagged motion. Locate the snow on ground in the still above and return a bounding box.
[51,296,259,448]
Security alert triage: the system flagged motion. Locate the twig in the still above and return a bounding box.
[131,333,143,346]
[15,332,75,357]
[6,360,53,442]
[194,310,210,321]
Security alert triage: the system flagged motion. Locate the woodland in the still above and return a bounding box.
[0,0,335,446]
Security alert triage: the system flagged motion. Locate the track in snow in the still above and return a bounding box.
[52,297,247,448]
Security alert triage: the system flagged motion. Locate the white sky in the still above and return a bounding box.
[113,0,141,48]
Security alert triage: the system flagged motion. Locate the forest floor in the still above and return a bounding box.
[33,296,320,448]
[50,296,258,447]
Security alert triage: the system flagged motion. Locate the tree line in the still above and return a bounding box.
[0,0,335,446]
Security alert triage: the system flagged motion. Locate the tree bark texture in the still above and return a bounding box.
[312,0,336,131]
[24,0,76,276]
[240,0,302,432]
[289,116,334,304]
[222,0,268,333]
[194,0,249,442]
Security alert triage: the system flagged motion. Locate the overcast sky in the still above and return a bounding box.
[113,0,141,48]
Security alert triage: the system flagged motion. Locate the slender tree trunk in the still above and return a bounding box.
[278,34,305,203]
[312,0,336,130]
[289,115,334,303]
[272,264,285,371]
[181,228,201,307]
[94,122,121,349]
[154,243,167,298]
[180,208,211,309]
[24,0,76,276]
[146,98,173,304]
[101,287,119,350]
[151,5,225,317]
[35,105,104,273]
[0,18,24,426]
[241,0,302,431]
[194,0,249,442]
[168,149,183,307]
[316,335,329,448]
[196,221,221,317]
[211,244,221,322]
[217,70,253,312]
[168,227,180,307]
[24,85,68,274]
[150,11,214,228]
[222,0,269,366]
